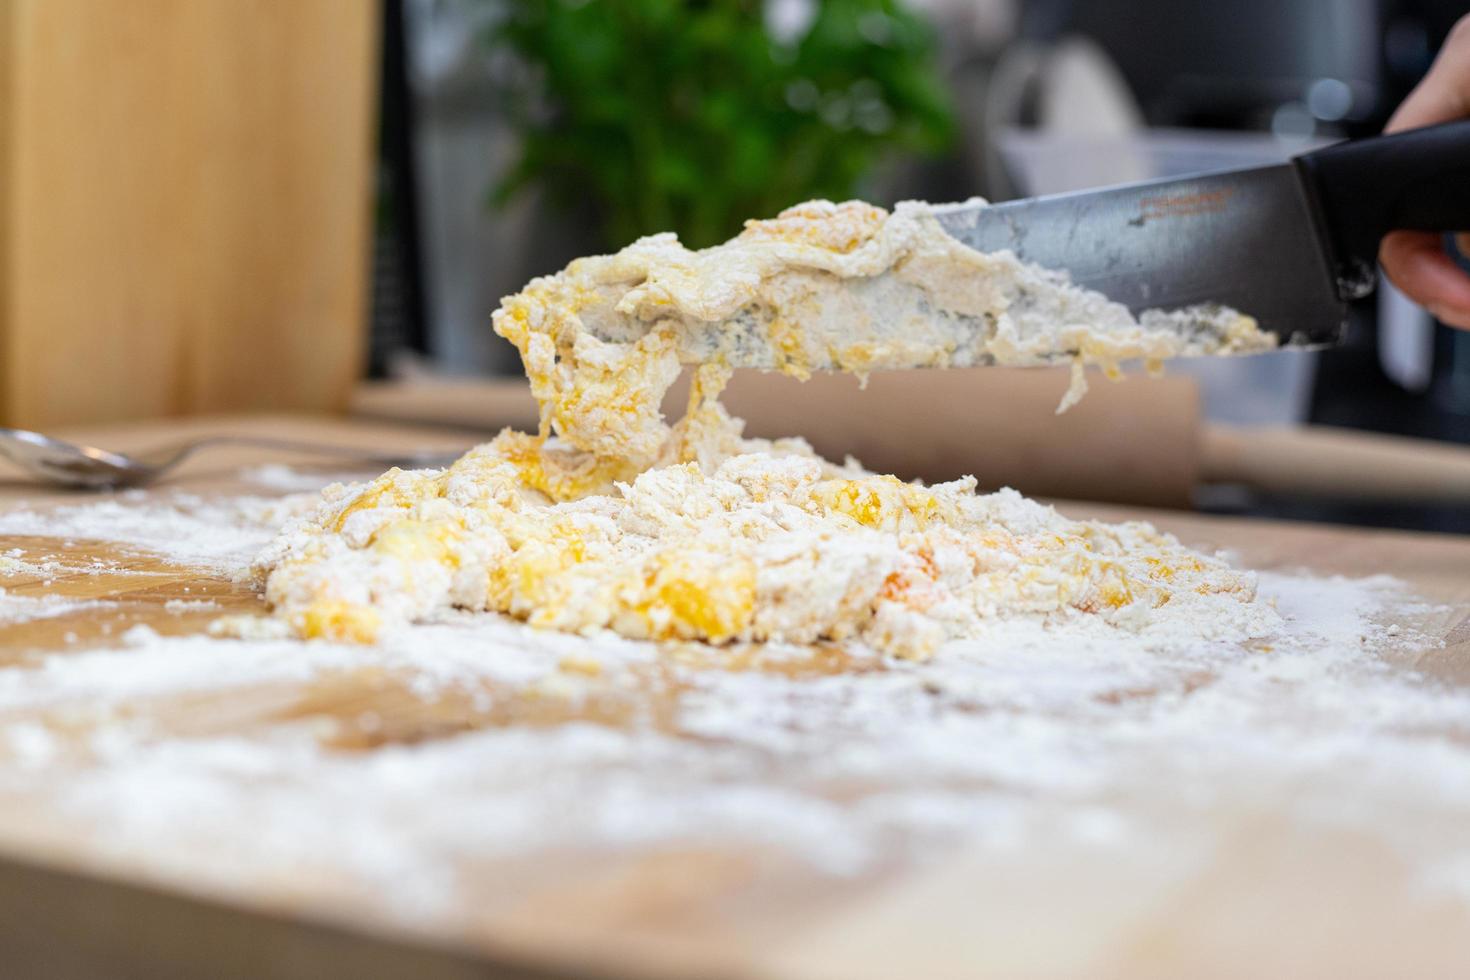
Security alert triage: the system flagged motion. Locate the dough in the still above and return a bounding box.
[250,200,1266,656]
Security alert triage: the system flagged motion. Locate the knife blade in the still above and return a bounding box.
[932,164,1345,348]
[937,118,1470,350]
[565,122,1470,372]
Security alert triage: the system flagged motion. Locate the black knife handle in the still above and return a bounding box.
[1294,118,1470,300]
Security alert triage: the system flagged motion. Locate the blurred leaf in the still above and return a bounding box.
[488,0,954,250]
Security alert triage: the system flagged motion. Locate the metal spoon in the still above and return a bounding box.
[0,428,461,490]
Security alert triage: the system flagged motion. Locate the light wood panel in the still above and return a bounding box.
[0,0,379,428]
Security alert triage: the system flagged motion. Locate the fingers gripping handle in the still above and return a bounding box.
[1294,119,1470,300]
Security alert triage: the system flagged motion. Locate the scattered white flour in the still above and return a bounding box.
[0,549,1458,920]
[0,483,1465,943]
[0,493,316,571]
[0,588,113,626]
[1,550,128,580]
[0,550,58,578]
[163,598,221,614]
[119,623,161,648]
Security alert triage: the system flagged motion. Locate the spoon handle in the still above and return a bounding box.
[142,436,462,472]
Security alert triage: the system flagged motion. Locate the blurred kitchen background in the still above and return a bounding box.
[2,0,1467,529]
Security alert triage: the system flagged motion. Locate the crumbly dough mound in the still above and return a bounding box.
[253,435,1254,659]
[250,199,1269,655]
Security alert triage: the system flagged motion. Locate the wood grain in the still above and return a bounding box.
[0,0,378,428]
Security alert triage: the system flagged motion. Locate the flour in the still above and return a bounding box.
[0,550,58,578]
[119,623,161,648]
[163,598,221,614]
[0,588,113,626]
[0,486,1459,922]
[0,548,123,580]
[0,493,314,571]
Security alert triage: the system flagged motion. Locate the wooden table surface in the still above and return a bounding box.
[0,415,1467,980]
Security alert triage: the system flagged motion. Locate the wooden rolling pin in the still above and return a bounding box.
[352,371,1470,509]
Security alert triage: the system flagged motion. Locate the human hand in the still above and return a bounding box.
[1379,15,1470,329]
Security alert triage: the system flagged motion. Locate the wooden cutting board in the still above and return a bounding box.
[0,415,1468,980]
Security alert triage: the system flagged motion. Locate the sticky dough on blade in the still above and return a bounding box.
[492,199,1273,470]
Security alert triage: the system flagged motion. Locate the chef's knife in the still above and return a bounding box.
[936,119,1470,348]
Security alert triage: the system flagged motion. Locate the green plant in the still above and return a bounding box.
[491,0,954,250]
